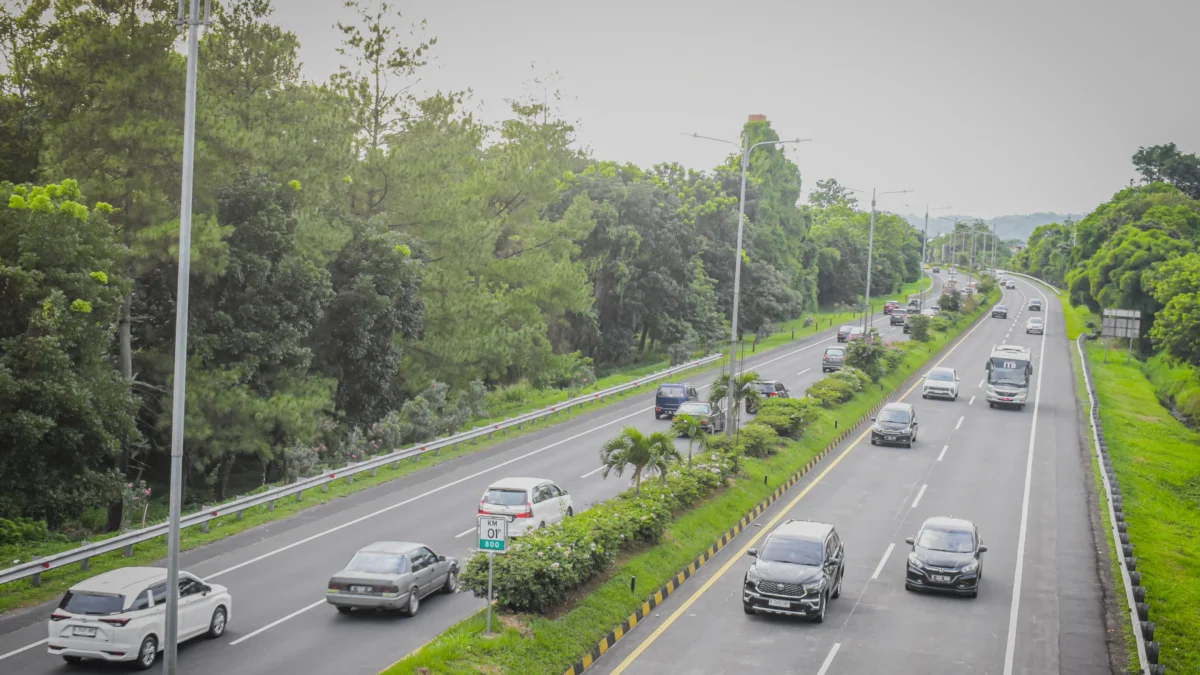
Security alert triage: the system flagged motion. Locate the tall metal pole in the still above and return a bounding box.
[992,222,998,270]
[165,1,202,672]
[862,191,877,331]
[725,137,750,437]
[919,207,929,312]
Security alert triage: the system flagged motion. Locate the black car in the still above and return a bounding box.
[743,520,844,622]
[932,267,940,273]
[904,517,987,597]
[746,380,789,413]
[991,305,1008,319]
[870,402,919,447]
[1028,299,1042,311]
[836,324,855,342]
[890,310,908,326]
[672,400,726,434]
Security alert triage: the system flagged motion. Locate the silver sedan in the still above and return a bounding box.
[326,541,459,616]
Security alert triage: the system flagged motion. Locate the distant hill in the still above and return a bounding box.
[896,212,1086,241]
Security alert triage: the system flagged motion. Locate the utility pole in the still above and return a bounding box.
[859,188,911,331]
[904,204,949,312]
[165,1,209,673]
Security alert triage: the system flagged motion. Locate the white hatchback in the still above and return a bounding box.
[48,566,231,670]
[478,477,574,536]
[921,366,960,400]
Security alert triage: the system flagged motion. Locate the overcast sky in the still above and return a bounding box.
[278,0,1198,218]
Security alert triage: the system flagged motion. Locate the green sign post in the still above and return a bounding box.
[477,516,509,634]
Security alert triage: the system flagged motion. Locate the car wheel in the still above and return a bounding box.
[134,635,157,671]
[62,655,83,665]
[654,412,661,420]
[812,593,826,624]
[443,568,460,594]
[989,402,995,409]
[207,606,227,638]
[870,439,877,446]
[832,571,843,599]
[405,587,420,616]
[566,507,574,517]
[904,582,915,592]
[922,394,928,399]
[968,588,979,598]
[336,605,352,614]
[539,521,546,529]
[743,602,755,615]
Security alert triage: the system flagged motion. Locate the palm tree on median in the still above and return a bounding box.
[600,427,681,496]
[671,414,709,468]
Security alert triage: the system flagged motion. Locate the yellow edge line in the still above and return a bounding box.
[607,311,991,675]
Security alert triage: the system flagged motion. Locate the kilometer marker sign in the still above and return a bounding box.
[478,516,509,553]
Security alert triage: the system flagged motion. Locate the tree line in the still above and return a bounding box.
[0,0,926,532]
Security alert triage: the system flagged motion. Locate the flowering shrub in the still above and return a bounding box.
[738,423,780,457]
[830,366,870,391]
[806,376,858,407]
[121,480,152,530]
[460,451,740,613]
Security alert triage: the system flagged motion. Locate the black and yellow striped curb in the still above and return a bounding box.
[562,304,989,675]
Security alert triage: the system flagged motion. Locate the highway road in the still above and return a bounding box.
[588,275,1111,675]
[0,279,938,674]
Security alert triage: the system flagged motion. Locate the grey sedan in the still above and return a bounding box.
[326,541,459,616]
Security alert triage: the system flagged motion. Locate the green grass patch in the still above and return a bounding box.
[381,289,992,675]
[1142,353,1200,423]
[1085,340,1200,675]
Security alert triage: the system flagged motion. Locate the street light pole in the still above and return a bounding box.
[859,188,911,332]
[904,205,950,312]
[165,1,208,673]
[686,130,811,436]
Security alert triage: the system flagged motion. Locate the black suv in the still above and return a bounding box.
[991,305,1008,319]
[743,520,844,622]
[746,380,789,413]
[905,516,987,597]
[1028,299,1042,311]
[870,402,918,447]
[890,309,908,326]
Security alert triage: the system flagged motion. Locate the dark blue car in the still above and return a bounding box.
[655,383,699,419]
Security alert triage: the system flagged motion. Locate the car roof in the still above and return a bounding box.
[773,520,834,541]
[928,366,955,375]
[754,380,781,385]
[487,476,554,490]
[358,541,422,555]
[1029,317,1044,322]
[658,382,690,388]
[881,402,914,413]
[921,516,975,533]
[71,566,171,594]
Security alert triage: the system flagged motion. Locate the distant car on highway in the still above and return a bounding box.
[743,520,844,622]
[846,326,866,342]
[478,477,573,535]
[902,314,913,334]
[890,309,908,326]
[921,366,959,400]
[921,308,937,318]
[1026,317,1045,334]
[932,266,940,273]
[1028,299,1042,311]
[746,380,790,413]
[870,402,919,447]
[884,300,901,315]
[654,382,698,419]
[327,541,459,616]
[1006,279,1016,289]
[836,324,855,342]
[904,517,987,597]
[822,346,846,372]
[991,305,1008,319]
[48,567,231,670]
[673,400,726,433]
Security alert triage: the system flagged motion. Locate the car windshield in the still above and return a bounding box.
[345,551,408,574]
[877,408,910,423]
[849,327,863,335]
[657,384,686,397]
[752,383,776,393]
[58,591,125,615]
[840,325,853,332]
[1030,319,1043,324]
[825,348,844,357]
[917,528,975,553]
[927,370,954,382]
[483,488,528,506]
[989,358,1030,386]
[676,402,710,415]
[995,306,1007,310]
[760,537,824,566]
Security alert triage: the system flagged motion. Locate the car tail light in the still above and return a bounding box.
[768,392,777,398]
[655,407,662,412]
[381,585,399,594]
[328,581,344,590]
[700,417,709,424]
[99,617,130,627]
[515,503,533,518]
[50,610,70,622]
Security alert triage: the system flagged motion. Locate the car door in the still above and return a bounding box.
[776,382,789,398]
[418,547,446,591]
[177,577,207,638]
[530,484,551,525]
[408,549,432,597]
[909,409,918,436]
[687,386,699,401]
[543,483,566,524]
[147,582,168,641]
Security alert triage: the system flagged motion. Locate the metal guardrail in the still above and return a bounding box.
[1,353,723,587]
[997,270,1062,293]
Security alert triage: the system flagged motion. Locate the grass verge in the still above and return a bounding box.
[1084,339,1200,675]
[381,290,991,675]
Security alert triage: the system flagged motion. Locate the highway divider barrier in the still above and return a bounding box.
[2,353,723,588]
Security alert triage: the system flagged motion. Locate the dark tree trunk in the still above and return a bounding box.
[637,324,649,356]
[215,455,237,501]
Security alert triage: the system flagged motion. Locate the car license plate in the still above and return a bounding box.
[886,436,896,441]
[1001,397,1012,402]
[931,574,951,583]
[767,599,790,608]
[350,585,373,594]
[72,626,97,637]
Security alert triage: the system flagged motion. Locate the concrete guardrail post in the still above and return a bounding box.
[31,556,41,587]
[200,508,209,533]
[268,500,275,512]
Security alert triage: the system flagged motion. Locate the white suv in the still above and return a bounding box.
[921,366,960,400]
[478,477,574,536]
[48,567,231,669]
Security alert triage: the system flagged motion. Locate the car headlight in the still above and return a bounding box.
[961,561,979,574]
[803,580,824,592]
[745,567,762,584]
[907,553,924,569]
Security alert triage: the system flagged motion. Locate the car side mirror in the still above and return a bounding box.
[201,585,210,595]
[747,549,758,558]
[905,537,914,545]
[869,416,876,421]
[438,555,446,562]
[978,545,988,553]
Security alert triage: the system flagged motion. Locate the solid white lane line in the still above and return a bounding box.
[1003,284,1050,675]
[938,445,948,461]
[816,643,842,675]
[230,599,324,646]
[0,639,48,662]
[955,416,964,430]
[871,543,895,580]
[580,465,605,479]
[208,327,845,581]
[978,378,984,388]
[969,395,976,405]
[911,484,928,508]
[454,526,475,538]
[797,368,812,376]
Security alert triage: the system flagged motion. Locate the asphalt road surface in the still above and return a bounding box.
[0,278,939,674]
[587,275,1110,675]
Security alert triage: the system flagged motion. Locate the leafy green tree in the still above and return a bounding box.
[908,314,931,342]
[807,178,859,209]
[1133,143,1200,199]
[599,427,681,496]
[845,329,888,382]
[1145,253,1200,367]
[671,414,710,467]
[0,181,138,525]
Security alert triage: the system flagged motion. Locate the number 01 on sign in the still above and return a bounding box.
[477,515,510,635]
